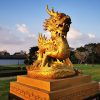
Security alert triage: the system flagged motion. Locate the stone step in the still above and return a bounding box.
[17,75,91,91]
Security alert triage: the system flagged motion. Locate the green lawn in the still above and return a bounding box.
[0,64,25,71]
[74,64,100,82]
[0,77,16,100]
[0,64,25,99]
[0,64,25,69]
[0,64,26,77]
[6,64,25,68]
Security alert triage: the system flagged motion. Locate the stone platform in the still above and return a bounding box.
[9,75,99,100]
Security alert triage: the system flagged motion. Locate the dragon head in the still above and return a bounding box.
[44,5,71,38]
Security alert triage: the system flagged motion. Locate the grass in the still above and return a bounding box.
[74,64,100,82]
[0,77,16,100]
[0,64,26,77]
[0,64,25,71]
[0,64,25,99]
[0,64,25,68]
[6,64,25,67]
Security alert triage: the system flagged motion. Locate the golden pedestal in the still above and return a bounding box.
[10,75,99,100]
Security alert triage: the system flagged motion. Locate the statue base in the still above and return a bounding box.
[9,75,99,100]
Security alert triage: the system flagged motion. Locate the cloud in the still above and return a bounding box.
[16,24,37,38]
[88,33,95,39]
[67,27,99,48]
[16,24,29,33]
[0,25,37,54]
[68,27,82,40]
[0,26,23,45]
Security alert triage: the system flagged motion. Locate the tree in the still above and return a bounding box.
[74,50,89,64]
[24,46,39,65]
[70,51,78,64]
[76,46,87,52]
[84,43,97,66]
[0,50,10,56]
[95,43,100,56]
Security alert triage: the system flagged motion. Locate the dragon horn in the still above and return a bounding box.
[46,5,57,16]
[39,33,42,39]
[39,33,40,37]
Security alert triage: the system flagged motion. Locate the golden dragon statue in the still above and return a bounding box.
[27,5,79,79]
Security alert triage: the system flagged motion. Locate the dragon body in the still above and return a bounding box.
[27,5,78,79]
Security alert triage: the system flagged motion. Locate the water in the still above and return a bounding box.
[0,59,24,65]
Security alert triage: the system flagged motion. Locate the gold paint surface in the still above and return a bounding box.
[27,5,79,79]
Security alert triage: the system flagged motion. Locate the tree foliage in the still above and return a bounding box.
[24,46,39,65]
[75,43,100,64]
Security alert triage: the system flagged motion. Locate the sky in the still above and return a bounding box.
[0,0,100,54]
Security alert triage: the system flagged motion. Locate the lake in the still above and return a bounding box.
[0,59,24,65]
